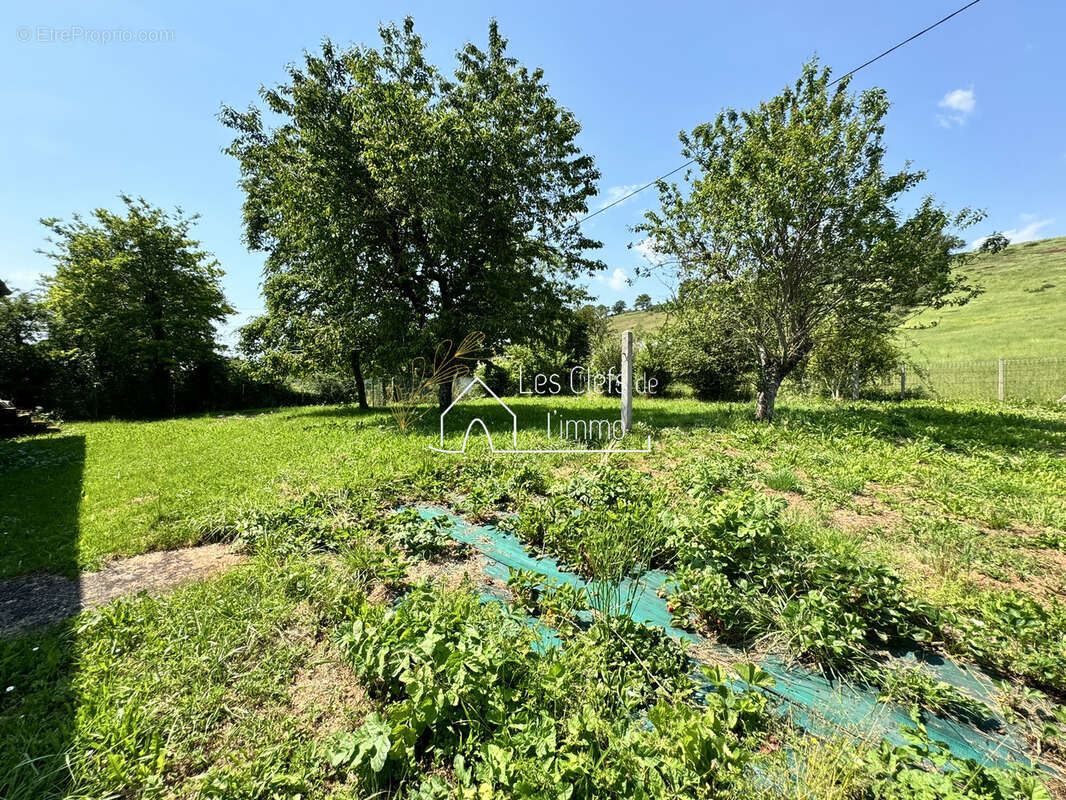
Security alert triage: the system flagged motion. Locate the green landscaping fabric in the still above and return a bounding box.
[415,505,1038,770]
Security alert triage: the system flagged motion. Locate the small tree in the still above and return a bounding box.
[40,196,233,417]
[611,300,627,316]
[659,285,752,401]
[805,324,899,400]
[634,293,652,312]
[979,232,1010,254]
[637,61,982,420]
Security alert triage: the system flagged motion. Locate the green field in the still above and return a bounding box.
[608,236,1066,363]
[903,236,1066,361]
[3,399,1066,797]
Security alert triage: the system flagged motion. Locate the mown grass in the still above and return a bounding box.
[3,397,1063,586]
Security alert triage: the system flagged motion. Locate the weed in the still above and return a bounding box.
[763,467,803,493]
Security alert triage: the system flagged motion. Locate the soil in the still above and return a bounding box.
[289,638,371,737]
[0,543,246,636]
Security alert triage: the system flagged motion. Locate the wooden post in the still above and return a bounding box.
[621,330,634,433]
[899,362,907,400]
[998,357,1005,403]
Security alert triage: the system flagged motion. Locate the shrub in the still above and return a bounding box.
[804,325,900,400]
[635,336,671,396]
[473,359,512,396]
[658,310,752,400]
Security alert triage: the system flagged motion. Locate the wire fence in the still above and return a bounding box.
[874,357,1066,404]
[363,360,1066,408]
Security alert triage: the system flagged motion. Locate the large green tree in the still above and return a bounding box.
[222,19,602,409]
[40,196,233,417]
[637,61,981,421]
[0,285,49,407]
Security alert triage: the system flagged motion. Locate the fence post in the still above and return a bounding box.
[621,330,634,433]
[998,357,1005,403]
[851,362,860,400]
[899,362,906,400]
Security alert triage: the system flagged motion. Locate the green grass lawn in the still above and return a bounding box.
[2,396,1064,582]
[4,398,1066,798]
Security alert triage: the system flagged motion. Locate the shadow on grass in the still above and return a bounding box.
[272,394,1065,453]
[779,403,1066,450]
[0,433,83,798]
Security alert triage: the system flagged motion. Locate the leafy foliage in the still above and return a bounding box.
[335,584,771,798]
[637,59,983,420]
[0,287,50,408]
[666,491,942,667]
[657,294,753,401]
[38,195,233,417]
[384,509,455,560]
[507,465,676,582]
[222,18,603,410]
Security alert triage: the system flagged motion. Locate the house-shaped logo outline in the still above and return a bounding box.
[438,376,517,452]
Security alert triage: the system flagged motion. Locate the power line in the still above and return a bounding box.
[572,0,982,230]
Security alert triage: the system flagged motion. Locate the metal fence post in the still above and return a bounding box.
[998,358,1005,403]
[900,362,906,400]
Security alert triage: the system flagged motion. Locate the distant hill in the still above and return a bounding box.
[902,235,1066,361]
[604,236,1066,362]
[607,308,668,337]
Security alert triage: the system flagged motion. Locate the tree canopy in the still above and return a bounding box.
[0,285,49,407]
[40,196,232,417]
[222,18,602,408]
[637,60,982,420]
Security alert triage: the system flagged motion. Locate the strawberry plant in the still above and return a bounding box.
[384,509,455,560]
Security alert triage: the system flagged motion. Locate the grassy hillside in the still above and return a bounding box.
[902,235,1066,361]
[607,308,668,336]
[605,236,1066,362]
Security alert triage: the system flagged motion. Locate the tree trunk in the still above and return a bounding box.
[437,379,453,412]
[755,380,779,422]
[350,349,368,410]
[755,356,781,422]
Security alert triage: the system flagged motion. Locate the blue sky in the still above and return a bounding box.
[3,1,1064,345]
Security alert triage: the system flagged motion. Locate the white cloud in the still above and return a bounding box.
[970,218,1053,250]
[597,184,642,210]
[608,267,629,291]
[937,87,976,127]
[594,266,630,291]
[634,237,667,267]
[940,87,975,113]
